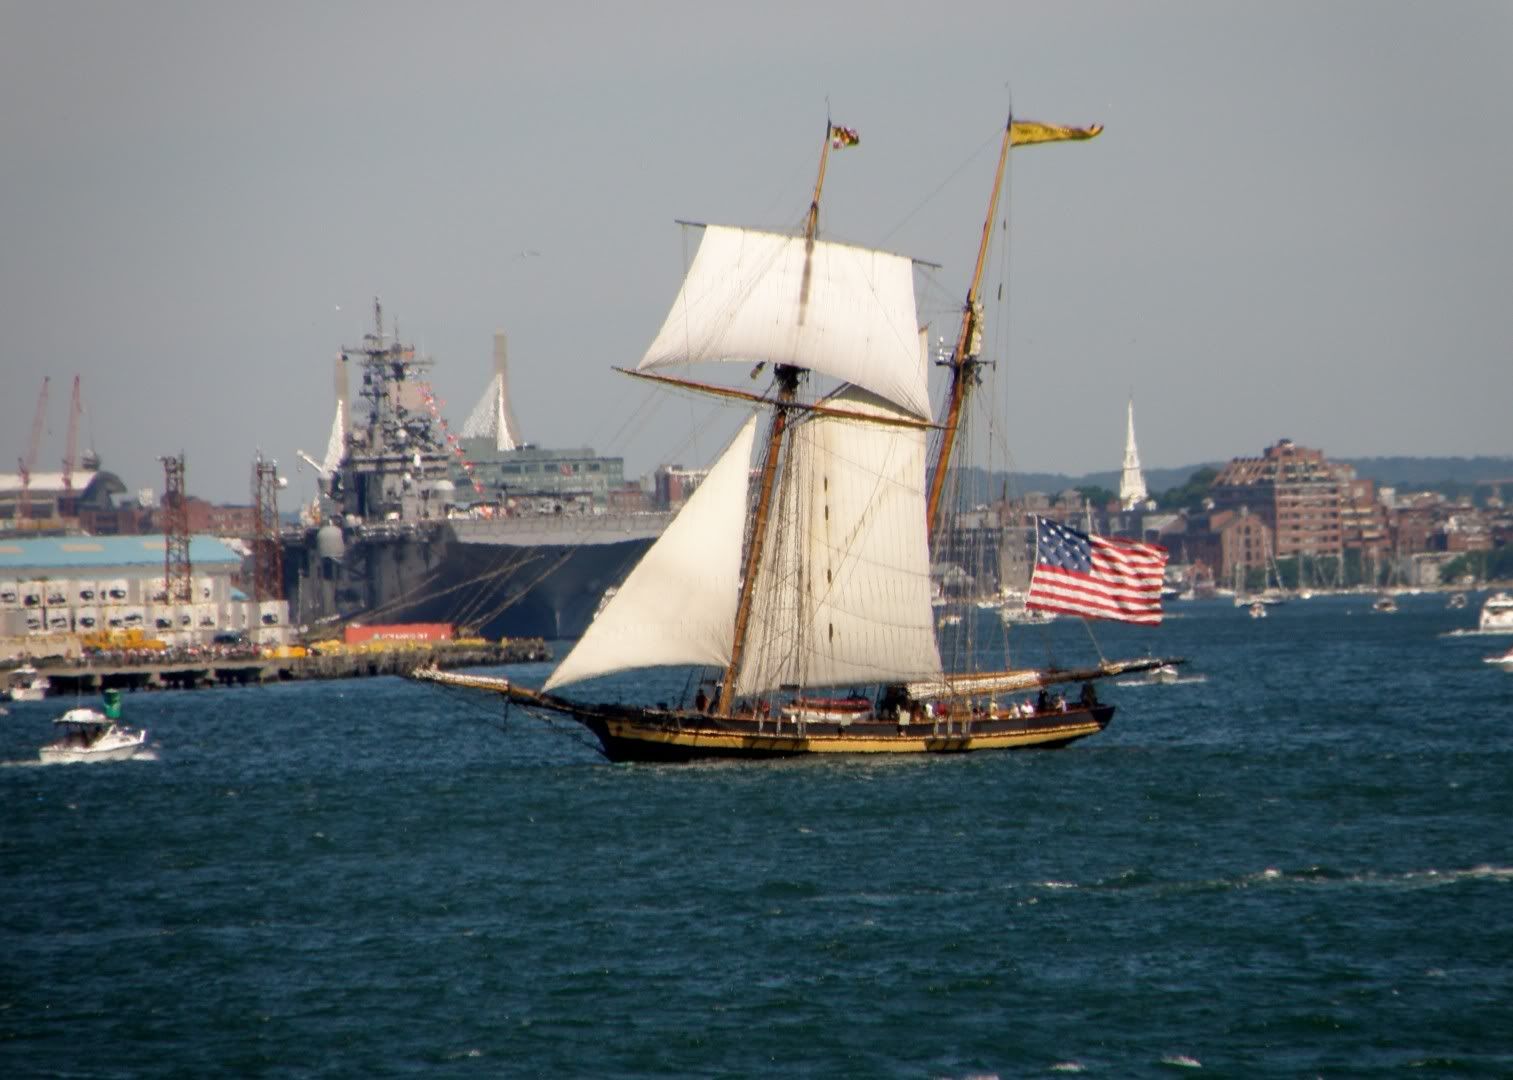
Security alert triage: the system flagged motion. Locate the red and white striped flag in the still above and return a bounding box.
[1026,516,1169,625]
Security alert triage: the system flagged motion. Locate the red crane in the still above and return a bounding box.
[62,375,82,496]
[17,376,49,522]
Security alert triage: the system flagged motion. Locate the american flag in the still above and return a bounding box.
[1026,517,1169,625]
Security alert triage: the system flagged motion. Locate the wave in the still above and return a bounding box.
[1030,863,1513,897]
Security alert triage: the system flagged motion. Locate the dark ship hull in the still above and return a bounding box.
[411,670,1119,762]
[282,514,667,641]
[577,704,1114,762]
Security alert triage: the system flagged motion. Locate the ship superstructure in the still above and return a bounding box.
[283,301,670,641]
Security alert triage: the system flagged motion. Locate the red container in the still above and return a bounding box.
[343,623,454,645]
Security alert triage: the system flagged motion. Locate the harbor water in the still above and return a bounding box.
[4,594,1512,1076]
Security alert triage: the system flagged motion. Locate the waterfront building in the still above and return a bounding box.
[0,534,286,659]
[450,335,633,513]
[0,466,129,536]
[1209,439,1344,563]
[1337,472,1391,565]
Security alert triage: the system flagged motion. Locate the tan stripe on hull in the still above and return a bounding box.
[601,718,1102,754]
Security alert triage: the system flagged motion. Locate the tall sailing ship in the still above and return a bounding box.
[418,115,1180,761]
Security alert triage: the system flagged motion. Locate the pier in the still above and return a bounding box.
[17,639,550,697]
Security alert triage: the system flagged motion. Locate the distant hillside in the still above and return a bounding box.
[1334,456,1513,488]
[960,456,1513,502]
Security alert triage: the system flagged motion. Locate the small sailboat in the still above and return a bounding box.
[417,117,1177,760]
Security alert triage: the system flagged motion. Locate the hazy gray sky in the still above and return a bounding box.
[3,1,1510,505]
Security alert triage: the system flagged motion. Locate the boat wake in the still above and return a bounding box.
[1114,674,1207,687]
[1030,863,1513,898]
[2,749,158,768]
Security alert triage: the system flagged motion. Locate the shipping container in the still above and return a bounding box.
[343,623,454,645]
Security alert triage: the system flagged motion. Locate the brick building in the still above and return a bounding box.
[1208,439,1344,562]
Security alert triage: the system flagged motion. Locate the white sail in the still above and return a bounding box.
[542,415,760,691]
[639,225,931,420]
[734,386,943,696]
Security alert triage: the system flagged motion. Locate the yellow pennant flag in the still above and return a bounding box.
[1009,120,1103,147]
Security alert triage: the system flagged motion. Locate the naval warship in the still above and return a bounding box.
[281,302,671,641]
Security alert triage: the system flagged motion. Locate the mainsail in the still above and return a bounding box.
[542,416,760,692]
[735,386,944,696]
[638,225,931,421]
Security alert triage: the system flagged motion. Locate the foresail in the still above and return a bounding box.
[639,225,930,420]
[734,387,943,697]
[542,415,759,692]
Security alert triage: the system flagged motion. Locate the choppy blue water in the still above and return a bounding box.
[4,594,1512,1077]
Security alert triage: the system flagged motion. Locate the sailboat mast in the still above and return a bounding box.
[924,116,1104,536]
[804,118,834,242]
[926,115,1013,536]
[716,121,838,717]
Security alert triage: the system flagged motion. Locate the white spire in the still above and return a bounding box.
[1119,397,1148,511]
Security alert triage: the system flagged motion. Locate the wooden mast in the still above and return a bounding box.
[925,116,1103,536]
[715,119,835,717]
[925,114,1014,538]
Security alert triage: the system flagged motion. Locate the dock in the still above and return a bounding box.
[16,639,550,697]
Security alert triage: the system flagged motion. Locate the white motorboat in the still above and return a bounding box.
[1484,647,1513,671]
[998,600,1057,625]
[38,691,148,763]
[1479,592,1513,633]
[1248,601,1268,619]
[1372,594,1399,614]
[5,664,51,702]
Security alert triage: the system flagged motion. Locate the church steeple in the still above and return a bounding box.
[1119,397,1148,511]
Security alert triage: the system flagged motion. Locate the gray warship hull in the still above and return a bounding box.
[282,513,669,641]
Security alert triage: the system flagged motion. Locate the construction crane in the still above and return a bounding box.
[17,376,50,523]
[62,375,82,496]
[251,452,284,603]
[161,453,192,604]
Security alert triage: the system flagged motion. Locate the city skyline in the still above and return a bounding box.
[3,2,1511,505]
